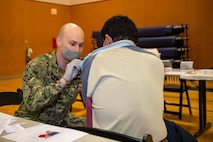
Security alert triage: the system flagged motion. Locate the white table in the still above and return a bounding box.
[180,69,213,137]
[0,112,118,142]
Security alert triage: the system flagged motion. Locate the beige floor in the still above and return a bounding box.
[0,78,213,142]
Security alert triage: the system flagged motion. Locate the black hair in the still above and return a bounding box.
[101,15,138,44]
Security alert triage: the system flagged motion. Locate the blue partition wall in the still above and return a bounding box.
[92,24,190,68]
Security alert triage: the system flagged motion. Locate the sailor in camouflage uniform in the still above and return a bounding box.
[15,23,86,127]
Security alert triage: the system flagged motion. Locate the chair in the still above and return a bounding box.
[164,78,192,119]
[70,91,85,112]
[0,88,23,106]
[75,91,86,107]
[70,126,153,142]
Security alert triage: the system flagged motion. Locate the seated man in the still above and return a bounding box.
[81,15,167,142]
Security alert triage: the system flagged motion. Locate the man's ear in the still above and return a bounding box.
[103,34,113,46]
[56,36,62,47]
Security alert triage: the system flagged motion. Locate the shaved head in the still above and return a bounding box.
[59,23,84,39]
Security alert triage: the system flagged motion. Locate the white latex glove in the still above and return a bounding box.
[63,59,82,82]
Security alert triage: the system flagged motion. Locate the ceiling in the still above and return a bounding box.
[33,0,104,6]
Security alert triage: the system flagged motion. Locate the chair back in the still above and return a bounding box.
[0,90,23,106]
[70,126,153,142]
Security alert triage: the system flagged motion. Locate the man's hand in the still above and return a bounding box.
[63,59,82,82]
[78,83,82,92]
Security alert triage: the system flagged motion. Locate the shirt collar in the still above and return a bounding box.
[80,40,135,68]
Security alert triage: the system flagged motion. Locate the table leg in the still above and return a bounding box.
[194,80,211,137]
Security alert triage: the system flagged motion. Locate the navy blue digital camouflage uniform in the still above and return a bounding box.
[15,51,86,127]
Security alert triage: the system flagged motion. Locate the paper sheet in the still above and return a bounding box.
[0,113,25,135]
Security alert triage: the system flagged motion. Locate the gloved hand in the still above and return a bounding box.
[63,59,82,82]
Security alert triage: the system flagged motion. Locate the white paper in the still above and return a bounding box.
[4,124,25,133]
[2,123,88,142]
[0,115,25,135]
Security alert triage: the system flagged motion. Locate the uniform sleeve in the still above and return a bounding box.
[22,60,64,112]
